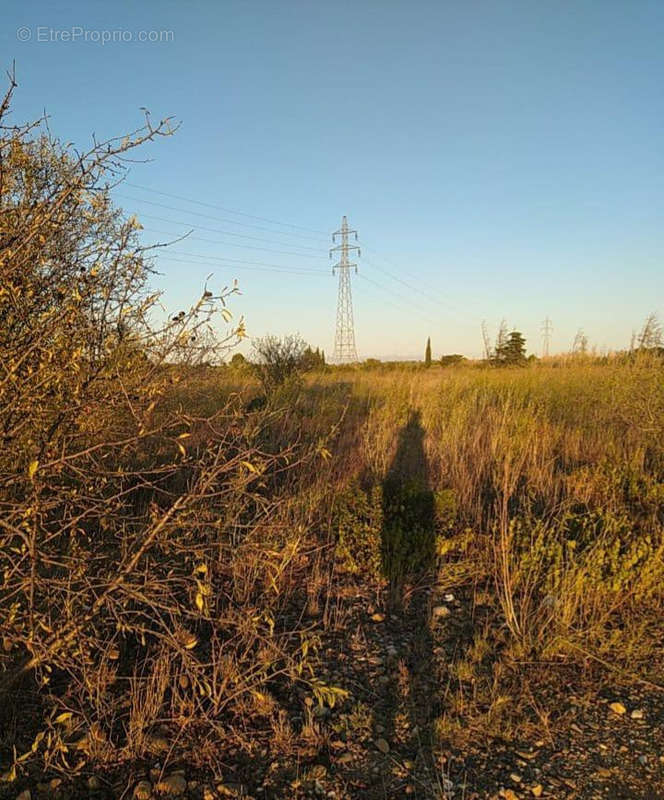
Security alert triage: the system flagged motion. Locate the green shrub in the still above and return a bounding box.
[334,482,383,581]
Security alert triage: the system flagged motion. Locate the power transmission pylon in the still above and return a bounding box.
[541,316,553,358]
[330,215,360,362]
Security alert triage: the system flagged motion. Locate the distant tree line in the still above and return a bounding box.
[230,312,664,387]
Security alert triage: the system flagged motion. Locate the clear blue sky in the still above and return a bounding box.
[4,0,663,358]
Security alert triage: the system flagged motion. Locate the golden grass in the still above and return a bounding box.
[2,357,663,783]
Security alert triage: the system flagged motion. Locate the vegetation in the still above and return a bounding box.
[494,329,527,366]
[0,81,324,796]
[635,311,663,352]
[2,83,663,798]
[251,333,323,393]
[425,337,432,367]
[319,359,664,672]
[440,353,465,367]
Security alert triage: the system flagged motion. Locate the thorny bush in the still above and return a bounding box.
[0,76,330,785]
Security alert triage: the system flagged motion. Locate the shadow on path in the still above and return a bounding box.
[381,409,436,607]
[374,408,442,796]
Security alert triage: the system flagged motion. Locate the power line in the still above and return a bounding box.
[124,181,328,235]
[357,274,442,329]
[156,240,454,331]
[156,248,327,272]
[122,186,479,322]
[119,183,483,323]
[157,244,454,328]
[141,226,328,259]
[118,187,481,333]
[137,214,325,252]
[361,248,443,306]
[115,192,327,241]
[359,246,479,320]
[156,253,328,277]
[360,256,475,324]
[353,277,423,327]
[156,245,451,323]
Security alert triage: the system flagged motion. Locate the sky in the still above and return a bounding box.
[3,0,663,359]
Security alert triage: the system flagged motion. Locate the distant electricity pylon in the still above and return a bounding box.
[330,215,360,363]
[541,316,553,357]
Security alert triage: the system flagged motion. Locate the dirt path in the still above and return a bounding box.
[250,574,664,799]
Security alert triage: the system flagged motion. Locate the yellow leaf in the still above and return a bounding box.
[183,635,198,650]
[176,441,186,457]
[195,592,204,612]
[31,731,46,753]
[0,765,16,782]
[193,563,207,575]
[55,712,72,724]
[28,460,39,480]
[241,461,258,473]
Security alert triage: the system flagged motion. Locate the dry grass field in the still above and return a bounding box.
[3,352,664,799]
[2,79,664,800]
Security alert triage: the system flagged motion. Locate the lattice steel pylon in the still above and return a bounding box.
[330,215,360,363]
[541,316,553,358]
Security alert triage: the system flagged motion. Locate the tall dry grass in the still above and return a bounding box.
[303,360,664,672]
[280,359,663,746]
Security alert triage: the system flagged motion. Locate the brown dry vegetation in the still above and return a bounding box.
[1,82,664,799]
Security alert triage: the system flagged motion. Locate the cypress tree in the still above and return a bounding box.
[425,337,432,367]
